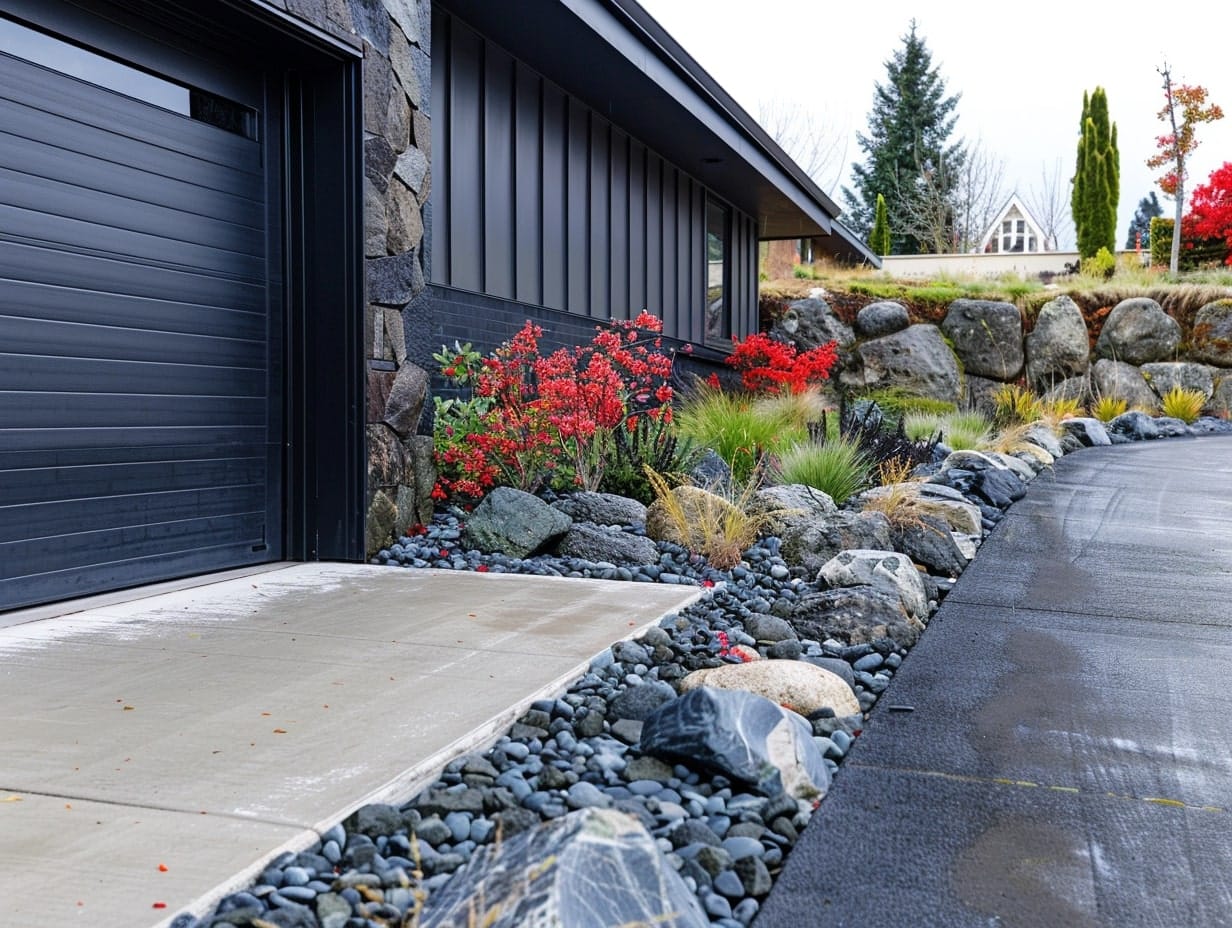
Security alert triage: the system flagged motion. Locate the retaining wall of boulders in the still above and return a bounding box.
[770,294,1232,416]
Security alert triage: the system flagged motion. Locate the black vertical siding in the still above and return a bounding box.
[540,86,566,311]
[431,11,757,345]
[628,140,645,315]
[513,62,541,306]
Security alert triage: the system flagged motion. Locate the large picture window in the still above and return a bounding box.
[705,198,729,343]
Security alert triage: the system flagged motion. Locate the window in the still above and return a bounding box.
[705,198,729,343]
[0,15,257,138]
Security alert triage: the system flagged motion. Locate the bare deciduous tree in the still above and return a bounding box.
[756,100,848,197]
[1025,157,1073,251]
[893,139,1005,253]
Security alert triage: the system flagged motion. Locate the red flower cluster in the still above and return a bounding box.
[725,332,838,394]
[433,312,677,501]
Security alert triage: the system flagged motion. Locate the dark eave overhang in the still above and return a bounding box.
[435,0,838,240]
[816,220,881,267]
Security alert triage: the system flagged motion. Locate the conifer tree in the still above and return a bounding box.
[869,194,891,254]
[1071,87,1119,259]
[1125,192,1163,249]
[843,21,965,254]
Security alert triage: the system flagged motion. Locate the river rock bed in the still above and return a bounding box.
[175,415,1232,928]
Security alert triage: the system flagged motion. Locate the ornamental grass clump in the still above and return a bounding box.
[675,388,807,484]
[992,383,1043,427]
[772,437,872,506]
[643,466,780,570]
[1090,394,1129,422]
[938,410,993,450]
[1159,385,1206,423]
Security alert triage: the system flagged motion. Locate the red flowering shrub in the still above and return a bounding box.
[725,333,838,394]
[432,313,677,502]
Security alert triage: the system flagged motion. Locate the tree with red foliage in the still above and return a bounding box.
[1187,162,1232,265]
[1145,65,1223,273]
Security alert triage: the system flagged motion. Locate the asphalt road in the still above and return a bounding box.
[755,435,1232,928]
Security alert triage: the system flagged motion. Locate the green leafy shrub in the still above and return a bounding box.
[1081,246,1117,280]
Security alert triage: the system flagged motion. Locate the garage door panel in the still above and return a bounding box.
[0,98,262,202]
[0,511,269,582]
[4,203,266,281]
[1,133,263,228]
[0,354,266,396]
[1,455,265,507]
[0,13,280,612]
[1,168,265,257]
[2,279,266,340]
[0,393,268,430]
[0,483,264,544]
[0,240,266,313]
[0,56,263,174]
[1,314,265,367]
[1,426,269,454]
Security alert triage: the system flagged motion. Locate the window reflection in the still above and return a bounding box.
[0,15,256,139]
[705,198,728,342]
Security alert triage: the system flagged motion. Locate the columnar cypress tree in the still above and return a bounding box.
[869,194,891,255]
[1072,87,1119,259]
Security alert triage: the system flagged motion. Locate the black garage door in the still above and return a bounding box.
[0,12,282,611]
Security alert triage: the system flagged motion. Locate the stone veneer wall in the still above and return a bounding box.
[278,0,436,557]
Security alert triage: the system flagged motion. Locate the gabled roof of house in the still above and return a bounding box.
[977,193,1050,251]
[438,0,878,266]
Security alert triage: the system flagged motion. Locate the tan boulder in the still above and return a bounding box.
[679,660,860,717]
[645,485,738,546]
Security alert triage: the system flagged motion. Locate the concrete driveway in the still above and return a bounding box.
[0,564,700,927]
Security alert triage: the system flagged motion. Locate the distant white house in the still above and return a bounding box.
[977,194,1052,254]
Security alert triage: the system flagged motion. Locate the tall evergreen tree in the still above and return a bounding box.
[842,21,965,254]
[1125,191,1163,249]
[1071,87,1119,259]
[869,193,891,255]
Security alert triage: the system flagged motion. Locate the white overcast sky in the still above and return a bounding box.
[637,0,1232,250]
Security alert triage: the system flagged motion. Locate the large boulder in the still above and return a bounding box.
[780,586,922,648]
[1043,373,1093,405]
[678,660,860,717]
[887,515,971,579]
[854,301,910,338]
[555,522,660,566]
[817,549,930,624]
[1090,359,1158,410]
[1060,417,1112,447]
[1107,410,1162,441]
[552,492,648,526]
[1211,376,1232,416]
[752,483,836,535]
[770,296,855,351]
[962,374,1003,418]
[463,487,572,558]
[640,688,831,800]
[941,299,1024,381]
[1140,362,1215,401]
[777,509,892,577]
[850,324,963,404]
[1190,300,1232,367]
[1025,295,1090,391]
[418,808,708,928]
[1094,297,1181,364]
